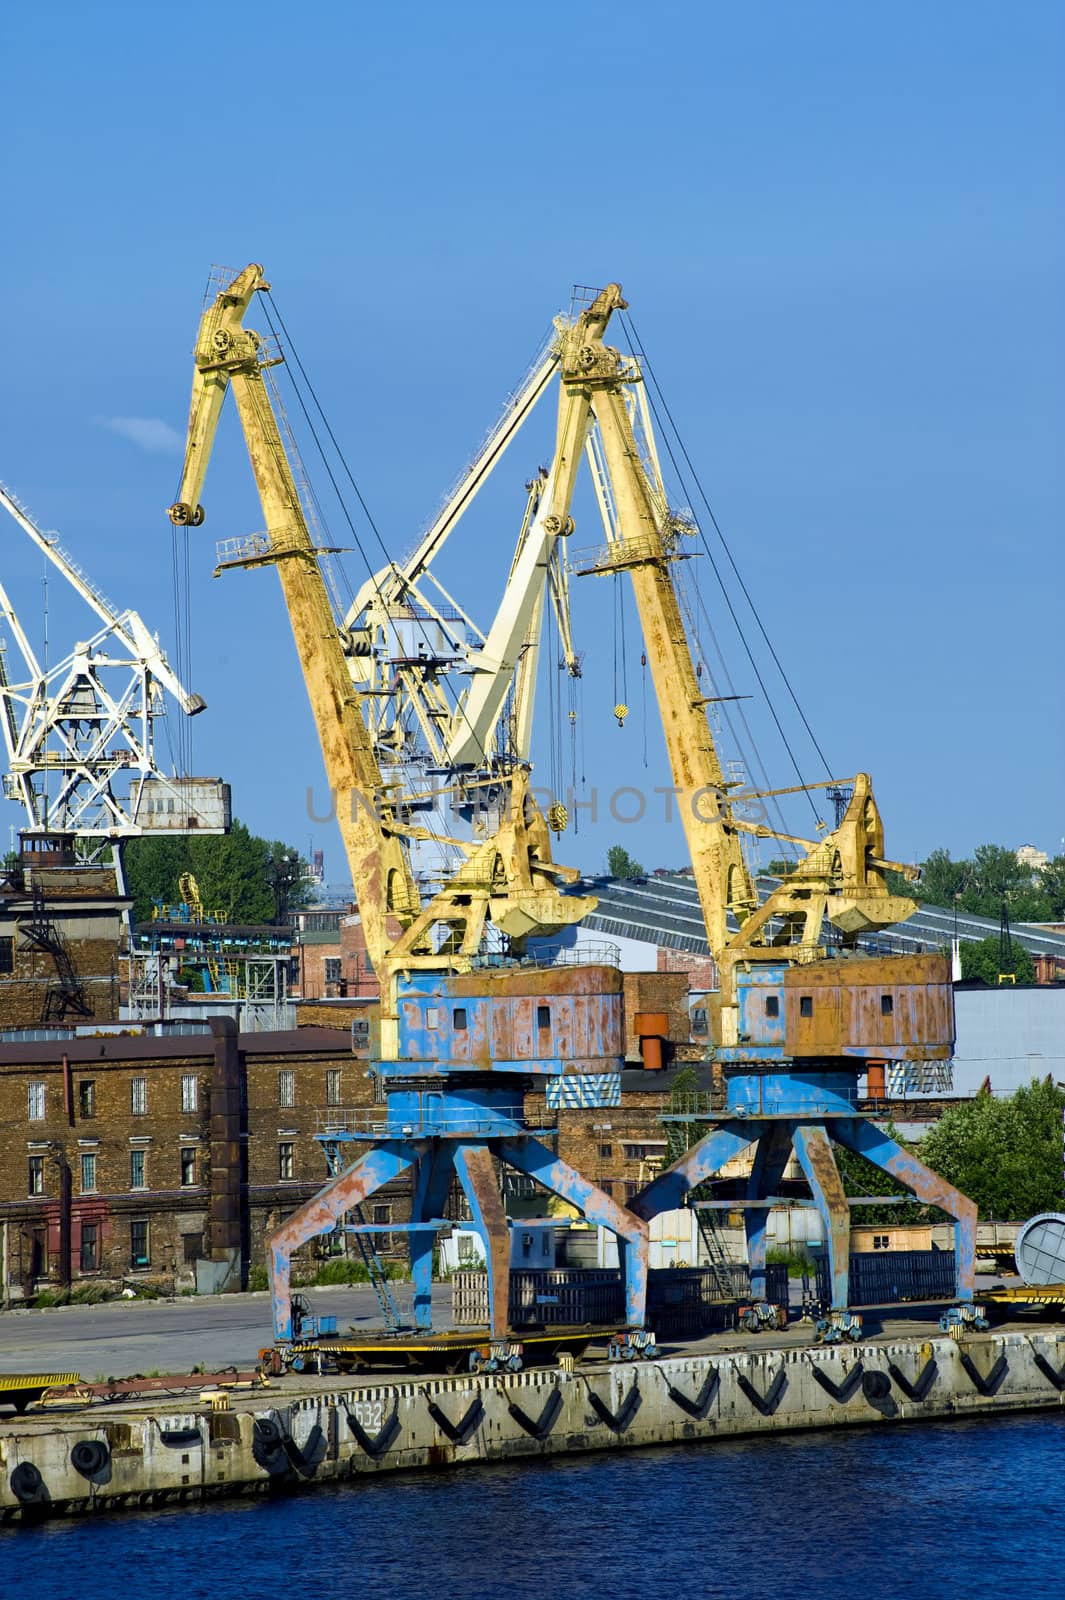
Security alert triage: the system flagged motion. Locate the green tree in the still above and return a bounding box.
[832,1124,927,1226]
[914,847,970,908]
[123,819,312,926]
[606,844,645,880]
[959,935,1035,985]
[1038,856,1065,921]
[919,1078,1064,1219]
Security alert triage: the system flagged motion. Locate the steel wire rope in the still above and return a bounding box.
[617,315,824,834]
[257,298,475,878]
[621,311,833,780]
[260,293,493,773]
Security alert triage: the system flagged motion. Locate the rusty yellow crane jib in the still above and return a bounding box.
[558,287,918,1035]
[168,265,594,1037]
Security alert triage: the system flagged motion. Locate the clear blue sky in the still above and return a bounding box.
[1,0,1061,883]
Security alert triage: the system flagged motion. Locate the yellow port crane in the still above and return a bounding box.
[537,284,974,1314]
[167,265,594,1050]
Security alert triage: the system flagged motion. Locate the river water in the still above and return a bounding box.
[3,1414,1064,1598]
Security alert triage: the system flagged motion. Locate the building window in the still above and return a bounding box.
[325,1068,342,1106]
[623,1142,668,1162]
[180,1147,197,1187]
[537,1005,551,1031]
[372,1203,392,1226]
[181,1074,198,1113]
[799,996,814,1018]
[599,1142,613,1160]
[765,995,780,1018]
[130,1218,150,1270]
[78,1080,96,1119]
[278,1142,294,1181]
[28,1082,45,1122]
[278,1070,295,1108]
[453,1007,467,1031]
[880,994,894,1017]
[600,1179,615,1198]
[131,1077,147,1116]
[872,1234,890,1251]
[324,957,342,984]
[80,1223,99,1272]
[28,1155,44,1196]
[130,1149,146,1190]
[80,1152,97,1193]
[0,935,13,974]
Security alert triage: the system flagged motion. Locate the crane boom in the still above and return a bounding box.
[168,266,595,1041]
[561,288,918,1045]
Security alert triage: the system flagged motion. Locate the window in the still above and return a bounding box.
[599,1142,613,1160]
[453,1007,467,1031]
[325,1068,342,1106]
[880,994,894,1017]
[278,1070,295,1108]
[28,1156,44,1196]
[80,1152,97,1193]
[765,995,780,1018]
[180,1147,197,1187]
[0,935,13,974]
[623,1142,668,1161]
[80,1223,99,1272]
[28,1082,45,1122]
[278,1142,294,1181]
[181,1074,198,1113]
[131,1077,147,1116]
[182,1235,201,1265]
[130,1218,150,1269]
[872,1234,890,1251]
[537,1005,551,1031]
[799,995,814,1018]
[78,1080,96,1119]
[324,957,342,984]
[372,1203,392,1226]
[130,1149,146,1190]
[600,1179,615,1198]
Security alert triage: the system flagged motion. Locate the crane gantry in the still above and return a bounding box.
[167,265,649,1357]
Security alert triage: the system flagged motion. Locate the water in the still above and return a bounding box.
[3,1414,1065,1599]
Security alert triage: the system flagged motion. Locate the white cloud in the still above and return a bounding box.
[94,415,183,454]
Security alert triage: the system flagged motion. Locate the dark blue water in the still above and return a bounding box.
[3,1415,1065,1598]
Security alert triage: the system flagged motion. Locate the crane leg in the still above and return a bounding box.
[267,1142,414,1342]
[629,1123,758,1220]
[792,1125,851,1311]
[409,1145,456,1329]
[745,1122,794,1299]
[452,1145,511,1337]
[500,1136,650,1328]
[834,1117,977,1300]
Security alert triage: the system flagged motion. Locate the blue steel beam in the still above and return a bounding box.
[452,1144,512,1337]
[501,1136,650,1328]
[629,1123,757,1219]
[834,1117,977,1300]
[267,1141,415,1342]
[745,1122,794,1299]
[792,1124,851,1310]
[408,1147,457,1329]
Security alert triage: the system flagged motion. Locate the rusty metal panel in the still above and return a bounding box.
[783,954,954,1058]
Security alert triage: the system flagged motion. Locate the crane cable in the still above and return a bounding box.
[620,311,828,830]
[260,293,493,774]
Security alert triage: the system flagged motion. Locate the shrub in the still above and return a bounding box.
[246,1265,269,1292]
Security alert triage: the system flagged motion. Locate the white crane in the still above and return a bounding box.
[0,479,226,843]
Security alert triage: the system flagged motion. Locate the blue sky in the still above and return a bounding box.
[1,0,1061,884]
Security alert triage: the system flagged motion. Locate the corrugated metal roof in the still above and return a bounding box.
[569,871,1065,960]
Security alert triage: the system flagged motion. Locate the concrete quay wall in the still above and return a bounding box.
[3,1329,1065,1521]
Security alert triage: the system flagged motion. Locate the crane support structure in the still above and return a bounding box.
[168,266,648,1356]
[553,286,975,1313]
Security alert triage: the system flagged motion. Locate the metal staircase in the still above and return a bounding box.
[19,887,92,1022]
[351,1204,405,1332]
[694,1206,738,1300]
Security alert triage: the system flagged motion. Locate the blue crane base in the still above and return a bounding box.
[267,1128,649,1345]
[637,1070,976,1312]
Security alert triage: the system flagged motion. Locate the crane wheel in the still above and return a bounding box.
[168,502,205,527]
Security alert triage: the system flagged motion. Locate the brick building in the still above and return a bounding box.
[293,906,379,999]
[0,835,128,1028]
[0,1022,410,1300]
